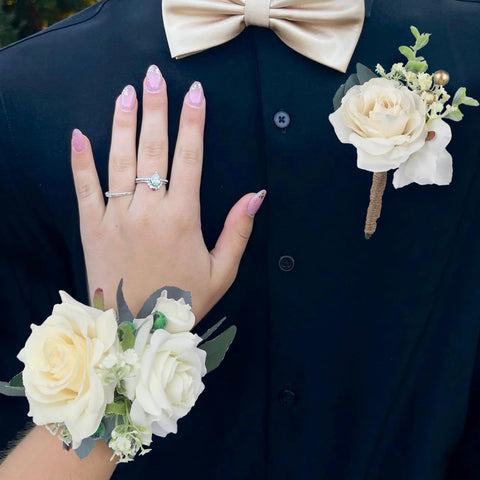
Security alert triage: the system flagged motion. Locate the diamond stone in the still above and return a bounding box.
[150,172,161,190]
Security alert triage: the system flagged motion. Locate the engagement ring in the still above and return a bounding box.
[135,171,168,191]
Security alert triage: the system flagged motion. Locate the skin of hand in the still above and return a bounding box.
[71,66,265,320]
[0,426,116,480]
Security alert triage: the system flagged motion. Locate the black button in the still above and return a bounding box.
[278,255,295,272]
[278,389,296,406]
[273,110,291,129]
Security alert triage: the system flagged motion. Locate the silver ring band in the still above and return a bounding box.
[105,191,134,198]
[135,171,168,191]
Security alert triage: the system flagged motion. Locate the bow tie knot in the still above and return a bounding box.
[244,0,270,28]
[162,0,365,73]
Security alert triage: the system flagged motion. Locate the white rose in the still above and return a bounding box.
[17,292,121,448]
[329,77,427,172]
[148,290,195,334]
[128,328,206,443]
[393,118,452,188]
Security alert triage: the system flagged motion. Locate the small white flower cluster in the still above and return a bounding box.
[97,348,139,386]
[108,425,151,463]
[376,62,453,123]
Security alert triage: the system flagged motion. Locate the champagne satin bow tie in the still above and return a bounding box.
[162,0,365,73]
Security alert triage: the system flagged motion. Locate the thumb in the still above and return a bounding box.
[210,189,266,287]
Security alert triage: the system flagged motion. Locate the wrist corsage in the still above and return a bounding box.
[329,26,478,238]
[0,281,236,463]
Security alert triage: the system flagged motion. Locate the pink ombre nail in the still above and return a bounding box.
[247,190,267,217]
[120,85,136,111]
[187,81,204,107]
[145,65,164,93]
[72,129,85,153]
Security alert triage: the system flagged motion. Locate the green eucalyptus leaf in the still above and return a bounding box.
[105,402,127,416]
[453,87,466,106]
[356,63,377,84]
[444,108,464,121]
[199,317,226,343]
[410,25,421,40]
[116,279,133,324]
[74,438,96,460]
[405,60,428,73]
[332,83,346,111]
[0,381,25,397]
[463,96,479,107]
[200,326,237,374]
[118,322,136,351]
[344,73,360,93]
[9,372,23,387]
[414,33,430,51]
[399,46,415,61]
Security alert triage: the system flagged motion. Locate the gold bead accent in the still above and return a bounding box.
[433,70,450,86]
[423,90,436,105]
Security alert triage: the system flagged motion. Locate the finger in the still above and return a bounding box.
[107,85,138,207]
[210,190,266,288]
[71,128,104,231]
[135,66,169,201]
[168,82,205,209]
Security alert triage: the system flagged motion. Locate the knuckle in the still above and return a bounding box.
[236,223,252,242]
[169,207,198,230]
[137,214,153,229]
[115,112,136,129]
[144,94,167,112]
[183,106,204,125]
[177,146,201,165]
[77,182,96,201]
[111,154,134,173]
[139,140,167,160]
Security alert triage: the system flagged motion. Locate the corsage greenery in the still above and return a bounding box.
[0,281,236,463]
[329,26,478,238]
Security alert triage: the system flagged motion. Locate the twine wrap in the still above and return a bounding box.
[364,171,387,239]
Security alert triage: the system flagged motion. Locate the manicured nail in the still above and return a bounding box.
[247,190,267,217]
[187,81,204,107]
[120,85,136,111]
[72,128,85,153]
[145,65,164,93]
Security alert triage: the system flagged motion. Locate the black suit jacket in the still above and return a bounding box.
[1,1,480,478]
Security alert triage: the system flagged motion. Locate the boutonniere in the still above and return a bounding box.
[329,26,478,239]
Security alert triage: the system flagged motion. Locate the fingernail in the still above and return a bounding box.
[187,81,204,107]
[120,85,136,111]
[72,128,85,153]
[247,190,267,217]
[145,65,164,93]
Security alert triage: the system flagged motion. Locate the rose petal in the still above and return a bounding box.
[328,108,353,144]
[433,149,453,185]
[392,119,453,188]
[356,149,401,172]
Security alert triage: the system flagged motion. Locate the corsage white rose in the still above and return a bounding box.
[128,327,206,443]
[17,291,121,447]
[329,77,427,172]
[148,290,195,334]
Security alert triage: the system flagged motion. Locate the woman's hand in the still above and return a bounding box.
[71,65,265,321]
